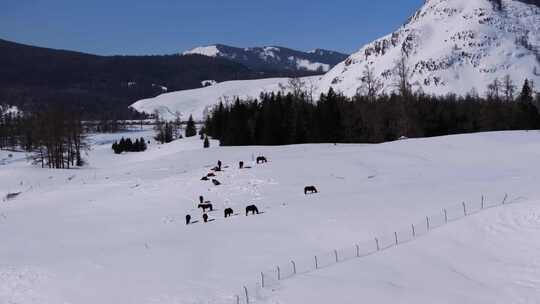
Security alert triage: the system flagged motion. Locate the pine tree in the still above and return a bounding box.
[140,137,147,151]
[185,115,197,137]
[519,79,533,103]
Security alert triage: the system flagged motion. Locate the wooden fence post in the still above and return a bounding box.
[375,238,380,251]
[502,194,508,205]
[426,216,430,230]
[462,202,467,216]
[291,260,296,275]
[481,195,485,209]
[355,244,360,257]
[277,266,281,281]
[261,272,265,288]
[394,232,398,245]
[315,256,319,269]
[244,286,249,304]
[444,209,448,223]
[236,295,240,304]
[412,224,416,237]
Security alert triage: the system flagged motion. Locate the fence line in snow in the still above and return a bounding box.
[232,193,525,304]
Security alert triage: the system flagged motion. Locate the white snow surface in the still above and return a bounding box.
[0,105,20,116]
[182,45,221,57]
[318,0,540,96]
[1,130,540,303]
[130,76,321,121]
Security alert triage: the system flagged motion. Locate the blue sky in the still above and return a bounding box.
[1,0,423,55]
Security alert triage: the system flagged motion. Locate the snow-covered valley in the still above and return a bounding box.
[1,130,540,303]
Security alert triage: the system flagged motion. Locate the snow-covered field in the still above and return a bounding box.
[1,130,540,303]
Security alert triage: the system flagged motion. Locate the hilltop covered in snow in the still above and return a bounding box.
[182,44,348,73]
[318,0,540,96]
[130,76,321,121]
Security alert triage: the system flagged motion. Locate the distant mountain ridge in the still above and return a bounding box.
[182,44,348,73]
[0,39,342,118]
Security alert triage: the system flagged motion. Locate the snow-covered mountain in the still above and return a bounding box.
[132,0,540,120]
[317,0,540,96]
[182,44,348,73]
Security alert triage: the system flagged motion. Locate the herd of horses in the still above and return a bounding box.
[186,156,318,225]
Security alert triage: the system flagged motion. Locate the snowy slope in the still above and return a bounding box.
[267,200,540,304]
[317,0,540,96]
[182,44,348,73]
[130,76,321,121]
[1,130,540,303]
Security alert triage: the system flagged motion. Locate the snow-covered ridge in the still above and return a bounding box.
[0,105,20,116]
[130,76,321,121]
[181,44,348,73]
[317,0,540,96]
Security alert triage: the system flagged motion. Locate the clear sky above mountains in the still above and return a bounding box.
[1,0,423,55]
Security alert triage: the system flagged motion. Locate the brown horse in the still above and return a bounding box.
[198,203,213,212]
[304,186,318,195]
[245,205,260,216]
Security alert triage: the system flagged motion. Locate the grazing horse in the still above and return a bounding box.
[239,161,244,169]
[198,203,213,212]
[245,205,260,216]
[256,156,268,164]
[224,208,234,218]
[201,176,209,181]
[207,172,216,177]
[185,214,191,225]
[212,179,221,186]
[203,213,209,223]
[304,186,318,195]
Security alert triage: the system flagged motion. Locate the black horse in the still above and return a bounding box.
[201,176,209,181]
[224,208,234,218]
[256,156,268,164]
[246,205,260,216]
[185,214,191,225]
[304,186,318,195]
[198,203,213,212]
[239,161,244,169]
[212,179,221,186]
[199,195,204,204]
[207,172,216,177]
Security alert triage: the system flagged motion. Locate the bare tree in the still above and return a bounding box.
[358,64,384,101]
[487,77,501,100]
[394,51,412,97]
[502,75,516,102]
[279,77,307,98]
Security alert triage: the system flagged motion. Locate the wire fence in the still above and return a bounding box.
[231,193,525,304]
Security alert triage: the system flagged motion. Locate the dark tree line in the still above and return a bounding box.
[112,137,147,154]
[205,80,540,146]
[0,106,88,168]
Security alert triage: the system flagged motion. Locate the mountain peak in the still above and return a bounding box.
[316,0,540,97]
